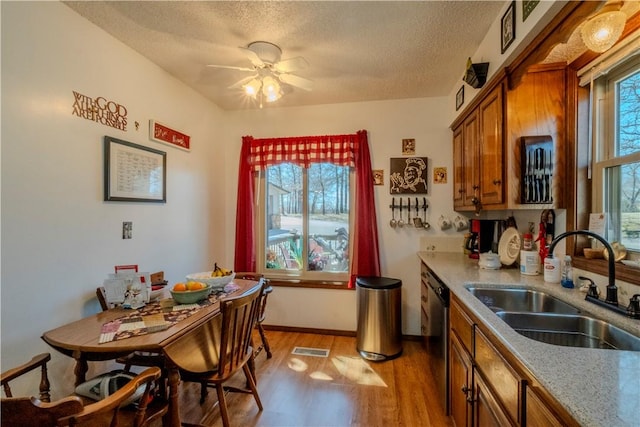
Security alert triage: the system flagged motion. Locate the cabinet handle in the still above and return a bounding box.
[466,396,475,403]
[461,385,469,393]
[458,188,464,194]
[493,179,502,186]
[472,185,479,190]
[421,295,427,303]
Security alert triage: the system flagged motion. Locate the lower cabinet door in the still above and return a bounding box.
[525,386,564,427]
[450,332,473,427]
[474,372,513,427]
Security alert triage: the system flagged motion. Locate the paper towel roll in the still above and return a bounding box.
[520,250,540,275]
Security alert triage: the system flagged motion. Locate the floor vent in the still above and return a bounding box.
[291,346,330,357]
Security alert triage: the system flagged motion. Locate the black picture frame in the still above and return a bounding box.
[501,1,516,54]
[104,136,166,203]
[390,157,428,194]
[456,86,464,111]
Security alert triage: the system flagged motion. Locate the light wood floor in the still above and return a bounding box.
[175,330,452,427]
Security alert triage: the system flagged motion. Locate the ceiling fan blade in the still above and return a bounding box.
[274,56,309,73]
[279,73,313,91]
[228,75,258,89]
[239,47,265,68]
[206,64,255,72]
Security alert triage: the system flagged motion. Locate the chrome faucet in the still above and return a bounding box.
[548,230,618,306]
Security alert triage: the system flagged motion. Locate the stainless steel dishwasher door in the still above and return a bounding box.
[425,268,450,414]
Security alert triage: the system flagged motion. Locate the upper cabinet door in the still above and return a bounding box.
[478,83,505,207]
[463,110,480,208]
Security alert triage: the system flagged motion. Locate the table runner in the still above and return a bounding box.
[99,283,240,344]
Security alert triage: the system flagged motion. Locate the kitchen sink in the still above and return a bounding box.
[496,312,640,351]
[467,286,640,351]
[467,287,580,314]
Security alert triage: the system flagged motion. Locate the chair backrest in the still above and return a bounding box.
[59,367,164,427]
[1,352,83,427]
[96,287,114,311]
[234,273,272,324]
[2,354,165,427]
[217,281,265,378]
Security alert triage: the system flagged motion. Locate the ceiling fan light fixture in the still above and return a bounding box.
[243,78,262,97]
[261,76,282,102]
[580,2,627,53]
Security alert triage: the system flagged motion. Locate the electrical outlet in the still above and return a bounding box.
[122,221,132,239]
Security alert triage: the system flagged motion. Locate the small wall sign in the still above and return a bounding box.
[72,91,127,131]
[149,120,191,151]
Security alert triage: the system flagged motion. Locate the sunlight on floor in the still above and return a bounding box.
[286,355,387,387]
[332,356,387,387]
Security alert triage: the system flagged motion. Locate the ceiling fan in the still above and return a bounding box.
[207,41,313,105]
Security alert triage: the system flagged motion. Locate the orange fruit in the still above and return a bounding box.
[186,281,204,291]
[173,283,186,292]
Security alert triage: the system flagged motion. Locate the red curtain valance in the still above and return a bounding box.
[247,134,357,170]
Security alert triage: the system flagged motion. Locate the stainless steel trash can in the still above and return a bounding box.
[356,276,402,361]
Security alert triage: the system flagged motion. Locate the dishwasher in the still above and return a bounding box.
[423,265,450,414]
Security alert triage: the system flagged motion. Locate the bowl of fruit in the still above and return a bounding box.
[170,281,211,304]
[186,264,235,290]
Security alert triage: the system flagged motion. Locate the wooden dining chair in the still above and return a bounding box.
[234,273,273,359]
[163,282,265,427]
[1,353,168,427]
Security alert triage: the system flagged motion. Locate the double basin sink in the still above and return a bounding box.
[467,287,640,351]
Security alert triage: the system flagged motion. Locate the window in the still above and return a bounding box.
[593,56,640,255]
[260,163,352,280]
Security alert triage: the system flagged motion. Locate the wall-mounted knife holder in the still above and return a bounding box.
[520,136,553,204]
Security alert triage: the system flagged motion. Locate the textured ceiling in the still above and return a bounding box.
[64,1,506,110]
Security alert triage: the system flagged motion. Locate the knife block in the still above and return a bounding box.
[520,136,554,204]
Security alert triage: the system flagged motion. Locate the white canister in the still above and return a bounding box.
[543,257,561,283]
[520,250,539,275]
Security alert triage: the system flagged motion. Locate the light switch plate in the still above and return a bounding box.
[122,221,132,239]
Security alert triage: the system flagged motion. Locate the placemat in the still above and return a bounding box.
[99,283,239,344]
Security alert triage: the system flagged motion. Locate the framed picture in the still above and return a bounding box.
[522,0,539,21]
[456,86,464,111]
[390,157,428,194]
[402,139,416,155]
[373,169,384,186]
[501,1,516,54]
[104,136,166,202]
[434,167,447,184]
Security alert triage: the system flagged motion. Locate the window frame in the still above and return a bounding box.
[591,56,640,258]
[254,164,355,284]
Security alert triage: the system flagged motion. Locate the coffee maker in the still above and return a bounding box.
[467,219,506,258]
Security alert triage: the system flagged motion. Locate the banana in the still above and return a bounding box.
[210,263,232,277]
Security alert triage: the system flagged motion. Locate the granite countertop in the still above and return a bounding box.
[418,252,640,427]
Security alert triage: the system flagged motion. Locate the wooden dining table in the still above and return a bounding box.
[41,278,260,427]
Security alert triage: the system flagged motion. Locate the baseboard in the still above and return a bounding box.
[263,325,423,341]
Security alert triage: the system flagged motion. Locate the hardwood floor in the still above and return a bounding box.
[174,330,452,427]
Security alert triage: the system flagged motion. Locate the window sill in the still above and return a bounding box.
[572,256,640,286]
[267,278,352,290]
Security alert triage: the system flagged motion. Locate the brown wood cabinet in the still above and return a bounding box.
[450,332,473,427]
[452,81,505,211]
[448,294,579,427]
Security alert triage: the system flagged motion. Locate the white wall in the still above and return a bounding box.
[1,1,226,393]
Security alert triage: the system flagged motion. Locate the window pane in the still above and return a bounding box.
[616,69,640,157]
[265,164,303,271]
[604,162,640,251]
[307,163,350,272]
